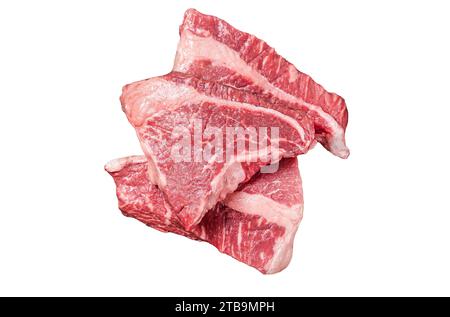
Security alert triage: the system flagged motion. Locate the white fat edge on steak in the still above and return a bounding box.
[104,155,147,173]
[223,191,303,274]
[183,147,286,228]
[173,30,348,158]
[136,132,168,188]
[123,77,309,143]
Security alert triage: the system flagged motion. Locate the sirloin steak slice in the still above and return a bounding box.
[174,8,349,158]
[120,72,313,229]
[105,156,303,274]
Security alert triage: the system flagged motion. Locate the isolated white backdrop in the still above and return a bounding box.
[1,0,449,296]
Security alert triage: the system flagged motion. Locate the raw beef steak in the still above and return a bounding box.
[174,9,349,158]
[120,72,313,229]
[105,156,303,274]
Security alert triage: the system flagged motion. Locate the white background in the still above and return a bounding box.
[1,0,449,296]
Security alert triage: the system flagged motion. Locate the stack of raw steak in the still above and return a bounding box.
[105,9,348,274]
